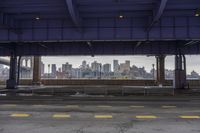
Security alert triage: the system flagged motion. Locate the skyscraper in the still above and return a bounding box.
[103,64,111,73]
[62,62,72,73]
[51,64,57,78]
[119,60,131,73]
[91,61,101,72]
[40,61,45,76]
[82,60,87,66]
[113,60,119,72]
[62,62,72,78]
[81,60,87,69]
[125,60,130,67]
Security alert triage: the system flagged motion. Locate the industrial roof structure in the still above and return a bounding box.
[0,0,200,55]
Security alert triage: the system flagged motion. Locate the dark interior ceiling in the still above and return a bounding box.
[0,0,200,55]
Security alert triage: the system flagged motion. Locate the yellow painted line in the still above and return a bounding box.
[65,105,79,108]
[53,114,71,118]
[97,105,112,108]
[10,113,31,117]
[130,106,144,108]
[94,115,113,119]
[2,104,17,107]
[136,115,157,119]
[162,106,176,108]
[179,116,200,119]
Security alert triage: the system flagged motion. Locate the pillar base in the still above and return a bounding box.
[175,70,187,89]
[6,79,17,89]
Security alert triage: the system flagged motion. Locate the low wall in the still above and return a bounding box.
[187,80,200,88]
[0,79,199,87]
[0,80,6,85]
[18,79,172,86]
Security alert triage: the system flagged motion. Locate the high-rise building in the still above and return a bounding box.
[62,62,72,78]
[72,68,82,78]
[40,61,45,76]
[51,64,57,78]
[103,64,111,73]
[91,61,101,72]
[82,60,86,66]
[119,60,130,73]
[57,67,64,79]
[58,68,62,72]
[113,60,119,72]
[125,60,130,67]
[81,60,88,69]
[62,62,72,73]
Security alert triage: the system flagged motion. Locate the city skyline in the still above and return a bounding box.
[41,59,164,80]
[39,59,200,80]
[41,56,159,73]
[0,57,200,80]
[41,55,200,74]
[1,55,200,74]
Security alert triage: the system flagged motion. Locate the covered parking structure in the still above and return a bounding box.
[0,0,200,89]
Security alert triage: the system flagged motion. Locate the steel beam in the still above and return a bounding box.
[0,16,199,41]
[0,12,21,34]
[184,41,200,47]
[0,41,200,56]
[65,0,82,29]
[147,0,168,31]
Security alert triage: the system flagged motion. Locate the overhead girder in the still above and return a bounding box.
[147,0,168,31]
[2,40,199,56]
[0,12,21,34]
[65,0,82,29]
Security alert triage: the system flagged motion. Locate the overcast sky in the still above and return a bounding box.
[1,55,199,74]
[41,55,200,74]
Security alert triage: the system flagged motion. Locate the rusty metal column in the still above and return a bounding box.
[156,55,165,85]
[32,56,41,85]
[6,52,17,89]
[174,54,187,89]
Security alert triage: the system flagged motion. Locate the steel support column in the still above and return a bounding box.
[17,56,21,85]
[6,52,17,89]
[174,54,187,89]
[156,55,165,85]
[32,56,41,85]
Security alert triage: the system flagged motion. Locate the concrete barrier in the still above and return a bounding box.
[0,79,199,88]
[1,79,172,86]
[25,79,173,86]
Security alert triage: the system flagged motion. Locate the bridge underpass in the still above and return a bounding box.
[1,0,200,132]
[0,42,193,91]
[0,0,200,91]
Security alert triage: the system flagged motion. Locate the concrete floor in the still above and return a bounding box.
[0,97,200,133]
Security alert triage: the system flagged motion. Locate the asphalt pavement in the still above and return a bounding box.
[0,96,200,133]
